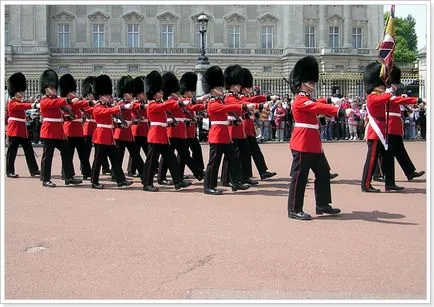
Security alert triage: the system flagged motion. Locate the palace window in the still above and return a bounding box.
[127,24,140,48]
[57,24,70,48]
[261,26,273,49]
[161,24,174,48]
[92,24,105,48]
[228,25,241,48]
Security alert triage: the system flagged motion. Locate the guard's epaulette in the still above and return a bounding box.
[209,98,216,102]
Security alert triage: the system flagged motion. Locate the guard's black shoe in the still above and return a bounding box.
[196,172,205,181]
[174,180,192,190]
[329,173,339,180]
[244,179,259,185]
[7,173,19,178]
[407,171,425,181]
[204,188,223,195]
[385,184,405,191]
[288,211,312,220]
[260,171,277,180]
[373,175,385,182]
[316,206,341,215]
[82,175,91,180]
[102,169,111,175]
[231,182,251,192]
[143,185,158,192]
[158,179,173,185]
[30,170,40,177]
[117,180,133,188]
[222,182,231,187]
[127,172,138,177]
[65,178,83,185]
[42,181,56,188]
[92,183,104,189]
[362,185,381,193]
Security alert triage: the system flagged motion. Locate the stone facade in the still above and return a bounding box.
[5,4,384,77]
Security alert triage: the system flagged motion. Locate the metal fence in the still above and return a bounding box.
[6,72,422,101]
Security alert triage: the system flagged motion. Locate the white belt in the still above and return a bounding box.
[151,122,168,127]
[227,116,236,121]
[140,119,149,123]
[97,124,114,129]
[87,119,96,123]
[8,117,26,123]
[211,121,230,125]
[184,118,192,122]
[174,117,185,122]
[387,112,402,117]
[43,117,63,122]
[294,122,319,129]
[72,119,83,122]
[125,120,132,125]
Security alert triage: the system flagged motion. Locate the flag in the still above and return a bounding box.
[377,5,396,84]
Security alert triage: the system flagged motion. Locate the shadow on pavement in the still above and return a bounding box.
[314,210,419,225]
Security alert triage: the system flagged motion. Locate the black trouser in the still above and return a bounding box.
[158,137,203,181]
[221,138,250,184]
[388,134,416,177]
[361,139,395,190]
[142,143,182,186]
[6,136,39,175]
[127,136,148,175]
[245,136,268,178]
[91,144,126,184]
[64,137,92,177]
[178,137,205,176]
[288,151,331,213]
[83,136,110,173]
[113,139,145,178]
[40,138,74,182]
[31,119,41,143]
[204,143,242,189]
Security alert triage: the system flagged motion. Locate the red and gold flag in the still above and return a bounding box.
[377,5,396,84]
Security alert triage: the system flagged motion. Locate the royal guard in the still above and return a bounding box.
[202,66,254,195]
[127,75,149,177]
[59,74,93,180]
[157,72,204,184]
[113,75,145,179]
[177,71,205,176]
[287,56,350,220]
[239,67,277,181]
[90,75,133,189]
[220,64,256,186]
[361,62,406,193]
[141,70,192,192]
[39,69,82,188]
[6,72,40,178]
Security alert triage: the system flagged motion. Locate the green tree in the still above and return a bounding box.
[383,12,418,64]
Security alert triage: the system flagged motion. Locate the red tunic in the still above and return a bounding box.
[207,97,246,144]
[239,94,266,137]
[63,99,90,138]
[113,100,142,142]
[165,96,188,139]
[6,98,32,138]
[290,93,340,153]
[92,104,121,145]
[82,106,97,137]
[365,92,393,140]
[40,96,69,140]
[387,96,418,136]
[131,105,149,138]
[147,100,180,144]
[224,93,246,139]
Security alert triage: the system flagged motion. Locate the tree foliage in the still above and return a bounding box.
[383,12,418,64]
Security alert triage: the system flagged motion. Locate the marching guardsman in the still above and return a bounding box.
[178,71,205,176]
[361,62,405,193]
[386,65,425,181]
[239,67,277,181]
[157,72,204,184]
[90,75,133,189]
[59,74,93,180]
[113,75,145,179]
[6,72,40,178]
[141,70,192,192]
[127,75,149,177]
[202,66,254,195]
[39,69,82,187]
[287,56,350,220]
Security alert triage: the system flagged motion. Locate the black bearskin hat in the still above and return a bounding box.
[7,72,27,97]
[202,66,224,94]
[240,68,254,88]
[390,64,401,85]
[145,70,162,100]
[179,72,197,95]
[224,64,243,89]
[162,72,180,100]
[94,75,113,98]
[133,76,146,97]
[289,56,319,94]
[59,73,77,97]
[40,69,59,94]
[363,62,385,94]
[81,76,96,98]
[116,75,134,98]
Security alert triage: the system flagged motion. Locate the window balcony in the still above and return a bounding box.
[254,48,284,55]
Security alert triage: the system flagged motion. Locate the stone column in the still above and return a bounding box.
[318,5,327,48]
[195,64,210,96]
[343,5,352,48]
[293,5,304,48]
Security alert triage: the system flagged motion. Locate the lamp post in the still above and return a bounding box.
[197,14,209,65]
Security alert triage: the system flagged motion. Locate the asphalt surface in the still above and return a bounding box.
[4,142,427,301]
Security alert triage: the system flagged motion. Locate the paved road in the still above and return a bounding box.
[4,142,427,301]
